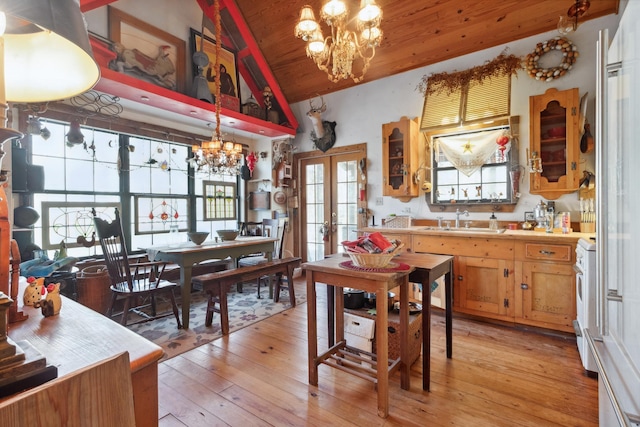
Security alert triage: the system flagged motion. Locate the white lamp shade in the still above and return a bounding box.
[0,0,100,102]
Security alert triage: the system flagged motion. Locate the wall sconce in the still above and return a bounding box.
[527,150,543,173]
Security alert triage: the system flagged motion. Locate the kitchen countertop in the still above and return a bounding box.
[359,226,596,243]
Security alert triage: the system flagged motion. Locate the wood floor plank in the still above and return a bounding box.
[157,275,598,426]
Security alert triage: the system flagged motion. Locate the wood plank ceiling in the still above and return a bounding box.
[235,0,620,104]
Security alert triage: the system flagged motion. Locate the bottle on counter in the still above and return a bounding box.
[562,212,570,234]
[489,213,498,230]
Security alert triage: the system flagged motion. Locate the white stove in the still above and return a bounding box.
[573,238,597,373]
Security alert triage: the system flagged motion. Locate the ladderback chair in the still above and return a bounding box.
[238,217,293,304]
[92,208,182,328]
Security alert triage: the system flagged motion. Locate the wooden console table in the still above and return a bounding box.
[8,293,163,427]
[303,256,414,418]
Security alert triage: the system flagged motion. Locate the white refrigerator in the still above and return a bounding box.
[591,2,640,425]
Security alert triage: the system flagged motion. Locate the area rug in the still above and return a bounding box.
[126,281,306,361]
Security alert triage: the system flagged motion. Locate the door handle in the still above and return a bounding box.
[331,212,337,232]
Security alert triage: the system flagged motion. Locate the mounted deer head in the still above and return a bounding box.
[307,96,327,138]
[306,96,337,153]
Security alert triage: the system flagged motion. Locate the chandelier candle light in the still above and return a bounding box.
[190,0,243,175]
[295,0,383,83]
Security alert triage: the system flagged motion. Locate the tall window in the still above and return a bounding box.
[26,119,239,257]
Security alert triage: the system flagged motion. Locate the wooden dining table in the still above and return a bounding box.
[144,236,277,329]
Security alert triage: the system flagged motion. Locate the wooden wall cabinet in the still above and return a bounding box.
[529,87,580,200]
[382,117,421,201]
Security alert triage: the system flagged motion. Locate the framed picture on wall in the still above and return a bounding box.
[108,6,186,93]
[249,191,271,211]
[190,28,240,111]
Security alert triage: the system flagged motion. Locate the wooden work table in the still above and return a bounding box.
[303,255,413,419]
[8,288,163,427]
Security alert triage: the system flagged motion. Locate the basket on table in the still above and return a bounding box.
[344,243,404,268]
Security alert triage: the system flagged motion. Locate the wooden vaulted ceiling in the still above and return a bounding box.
[235,0,620,103]
[81,0,620,108]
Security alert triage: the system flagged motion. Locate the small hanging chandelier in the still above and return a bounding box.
[191,131,244,175]
[190,0,243,175]
[295,0,383,83]
[558,0,590,35]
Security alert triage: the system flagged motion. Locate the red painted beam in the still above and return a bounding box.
[197,0,298,131]
[96,67,295,138]
[80,0,117,12]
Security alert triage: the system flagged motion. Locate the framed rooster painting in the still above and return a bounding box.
[108,7,186,93]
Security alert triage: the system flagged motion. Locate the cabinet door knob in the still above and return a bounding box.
[521,283,529,290]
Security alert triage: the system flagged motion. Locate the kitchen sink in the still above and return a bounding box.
[421,226,506,234]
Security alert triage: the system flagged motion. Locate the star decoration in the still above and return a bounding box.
[462,140,474,153]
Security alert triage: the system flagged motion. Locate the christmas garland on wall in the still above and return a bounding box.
[417,52,522,96]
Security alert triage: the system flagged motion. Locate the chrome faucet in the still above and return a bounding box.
[436,216,444,229]
[455,208,469,228]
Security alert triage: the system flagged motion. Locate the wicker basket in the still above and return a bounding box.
[345,243,404,268]
[383,215,412,228]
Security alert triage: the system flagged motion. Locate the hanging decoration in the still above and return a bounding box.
[436,128,507,177]
[189,0,243,175]
[148,200,180,223]
[495,131,512,161]
[417,51,522,96]
[524,37,578,82]
[246,151,258,176]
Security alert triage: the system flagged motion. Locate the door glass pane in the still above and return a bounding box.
[306,163,325,262]
[336,160,358,251]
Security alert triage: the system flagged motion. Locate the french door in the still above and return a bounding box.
[297,144,367,262]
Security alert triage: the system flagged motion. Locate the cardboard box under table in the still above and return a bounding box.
[345,308,423,366]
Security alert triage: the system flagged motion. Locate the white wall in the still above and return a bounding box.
[290,14,621,225]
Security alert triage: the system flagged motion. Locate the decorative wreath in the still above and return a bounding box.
[524,37,578,82]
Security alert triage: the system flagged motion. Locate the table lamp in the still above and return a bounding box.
[0,0,99,395]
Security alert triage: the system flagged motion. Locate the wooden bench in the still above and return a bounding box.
[191,257,301,334]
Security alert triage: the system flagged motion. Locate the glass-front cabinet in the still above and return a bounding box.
[381,117,420,201]
[529,87,580,200]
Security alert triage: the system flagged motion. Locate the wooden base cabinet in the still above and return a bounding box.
[514,241,576,333]
[456,256,514,322]
[412,233,577,333]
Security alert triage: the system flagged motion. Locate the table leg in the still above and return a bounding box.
[179,265,193,329]
[327,284,335,348]
[399,279,410,390]
[375,284,389,418]
[307,273,318,386]
[445,269,453,359]
[422,275,432,391]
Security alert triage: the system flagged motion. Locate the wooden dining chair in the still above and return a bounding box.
[238,217,293,303]
[92,208,182,328]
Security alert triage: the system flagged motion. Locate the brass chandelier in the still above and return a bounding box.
[295,0,383,83]
[190,0,243,175]
[191,132,243,175]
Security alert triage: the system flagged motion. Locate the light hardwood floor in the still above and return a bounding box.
[157,277,598,426]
